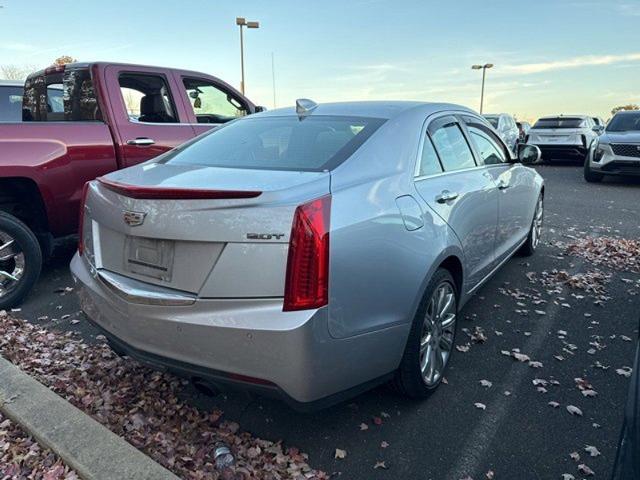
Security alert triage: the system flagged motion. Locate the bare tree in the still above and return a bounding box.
[0,64,35,80]
[611,104,640,115]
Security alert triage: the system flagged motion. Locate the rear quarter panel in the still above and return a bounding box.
[0,123,117,236]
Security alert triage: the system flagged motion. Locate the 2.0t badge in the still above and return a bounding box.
[123,210,147,227]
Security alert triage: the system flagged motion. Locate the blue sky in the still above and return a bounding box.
[1,0,639,121]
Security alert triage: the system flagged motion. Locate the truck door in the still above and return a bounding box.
[103,65,196,168]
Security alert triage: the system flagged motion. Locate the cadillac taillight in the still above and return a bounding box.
[77,182,90,256]
[283,195,331,311]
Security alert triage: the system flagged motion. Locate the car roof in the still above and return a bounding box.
[0,80,24,86]
[255,101,475,120]
[613,110,640,115]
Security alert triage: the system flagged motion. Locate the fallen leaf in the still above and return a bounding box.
[474,403,486,410]
[479,379,493,388]
[373,461,388,469]
[584,445,601,457]
[335,448,347,459]
[578,463,595,476]
[566,405,583,416]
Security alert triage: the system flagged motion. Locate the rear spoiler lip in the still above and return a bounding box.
[97,177,262,200]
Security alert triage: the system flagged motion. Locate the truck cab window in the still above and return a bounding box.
[182,78,247,124]
[22,68,102,122]
[118,73,178,123]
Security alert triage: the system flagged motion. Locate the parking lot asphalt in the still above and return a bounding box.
[17,165,640,479]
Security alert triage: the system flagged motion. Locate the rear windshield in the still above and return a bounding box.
[533,118,585,129]
[0,86,23,122]
[484,116,499,128]
[606,112,640,132]
[161,115,386,172]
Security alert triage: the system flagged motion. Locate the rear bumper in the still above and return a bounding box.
[70,254,407,408]
[535,144,588,160]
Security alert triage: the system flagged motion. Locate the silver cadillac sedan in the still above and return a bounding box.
[71,100,544,409]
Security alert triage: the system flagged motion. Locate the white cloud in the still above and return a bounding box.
[500,53,640,75]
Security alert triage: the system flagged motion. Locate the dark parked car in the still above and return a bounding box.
[0,62,258,309]
[611,321,640,480]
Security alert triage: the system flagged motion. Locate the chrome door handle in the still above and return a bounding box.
[497,180,511,190]
[435,191,459,203]
[127,137,155,146]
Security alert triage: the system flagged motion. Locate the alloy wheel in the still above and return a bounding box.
[419,281,457,386]
[0,230,25,299]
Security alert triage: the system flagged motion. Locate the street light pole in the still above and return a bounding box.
[471,63,494,114]
[236,17,260,95]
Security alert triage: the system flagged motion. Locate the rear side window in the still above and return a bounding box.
[533,118,585,129]
[0,86,23,122]
[161,115,386,172]
[430,122,476,172]
[22,68,101,122]
[417,135,443,177]
[119,73,178,123]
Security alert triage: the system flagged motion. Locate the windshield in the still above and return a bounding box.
[606,112,640,132]
[533,117,585,129]
[161,115,386,172]
[0,86,24,122]
[484,116,499,128]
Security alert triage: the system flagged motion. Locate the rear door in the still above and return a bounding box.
[103,65,196,168]
[413,114,499,289]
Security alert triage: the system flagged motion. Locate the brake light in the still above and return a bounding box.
[98,177,261,200]
[78,182,90,256]
[283,196,331,311]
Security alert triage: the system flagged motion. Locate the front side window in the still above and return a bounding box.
[417,135,443,177]
[119,73,178,123]
[22,68,101,122]
[430,122,476,172]
[468,127,507,165]
[182,78,247,124]
[160,115,385,172]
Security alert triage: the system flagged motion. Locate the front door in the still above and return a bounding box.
[104,66,196,168]
[414,115,499,290]
[461,115,534,264]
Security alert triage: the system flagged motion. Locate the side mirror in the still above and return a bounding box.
[517,144,542,164]
[254,105,267,113]
[592,125,604,134]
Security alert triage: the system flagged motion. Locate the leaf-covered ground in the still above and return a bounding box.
[0,312,327,480]
[0,412,78,480]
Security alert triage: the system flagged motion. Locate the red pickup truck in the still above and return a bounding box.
[0,61,259,308]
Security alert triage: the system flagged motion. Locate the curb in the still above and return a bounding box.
[0,355,179,480]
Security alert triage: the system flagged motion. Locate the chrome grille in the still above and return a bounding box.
[611,144,640,158]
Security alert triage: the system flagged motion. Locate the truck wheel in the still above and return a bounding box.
[0,212,42,310]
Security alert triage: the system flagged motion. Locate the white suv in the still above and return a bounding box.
[527,115,600,162]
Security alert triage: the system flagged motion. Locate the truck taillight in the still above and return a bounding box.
[283,195,331,312]
[78,182,90,256]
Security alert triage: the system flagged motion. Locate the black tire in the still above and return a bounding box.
[584,158,604,183]
[394,268,458,398]
[0,212,42,310]
[519,193,544,257]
